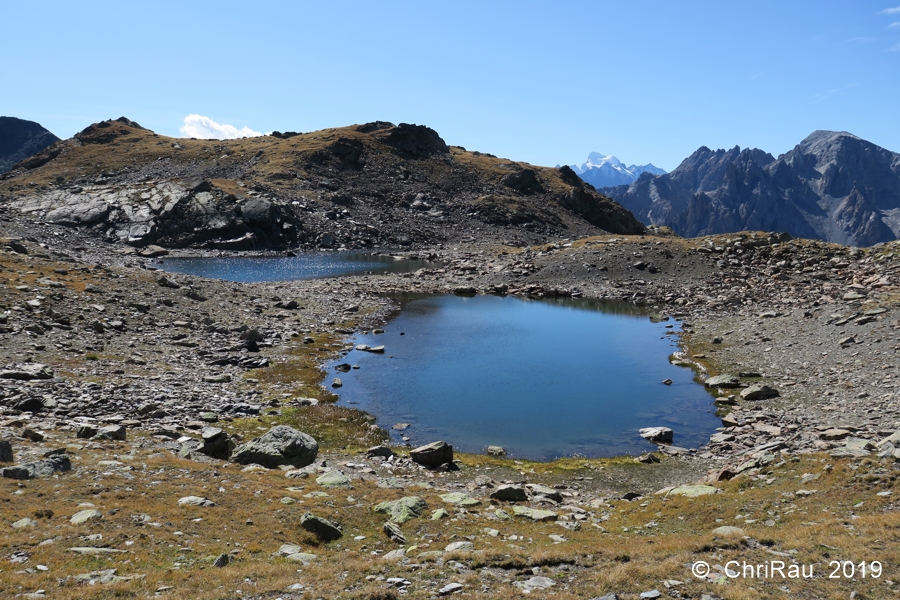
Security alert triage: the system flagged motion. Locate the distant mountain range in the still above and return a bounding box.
[564,152,666,189]
[0,117,59,174]
[602,131,900,247]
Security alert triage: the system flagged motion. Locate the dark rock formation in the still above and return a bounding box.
[604,131,900,246]
[0,117,60,174]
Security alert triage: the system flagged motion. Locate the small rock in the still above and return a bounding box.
[70,509,102,525]
[490,484,528,502]
[439,582,464,595]
[444,540,475,552]
[213,553,229,568]
[300,513,342,541]
[177,496,215,507]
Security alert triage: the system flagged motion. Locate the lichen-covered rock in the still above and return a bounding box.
[373,496,427,524]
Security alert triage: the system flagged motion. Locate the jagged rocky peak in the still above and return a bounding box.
[604,131,900,247]
[0,116,60,174]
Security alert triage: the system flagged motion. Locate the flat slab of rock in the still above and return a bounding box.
[410,441,453,468]
[231,425,318,468]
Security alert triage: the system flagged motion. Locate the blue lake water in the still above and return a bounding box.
[330,294,719,460]
[151,252,437,282]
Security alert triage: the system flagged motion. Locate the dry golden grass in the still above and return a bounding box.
[2,440,899,599]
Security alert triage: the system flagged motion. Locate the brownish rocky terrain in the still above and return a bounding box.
[2,121,900,599]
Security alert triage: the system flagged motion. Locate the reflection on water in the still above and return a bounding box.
[330,294,718,461]
[151,252,438,282]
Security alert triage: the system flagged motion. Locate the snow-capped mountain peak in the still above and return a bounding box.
[568,152,666,189]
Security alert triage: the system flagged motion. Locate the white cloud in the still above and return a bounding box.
[179,114,261,139]
[880,5,900,14]
[890,21,900,27]
[889,42,900,51]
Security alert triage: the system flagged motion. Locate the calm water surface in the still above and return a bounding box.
[331,295,719,460]
[152,252,437,282]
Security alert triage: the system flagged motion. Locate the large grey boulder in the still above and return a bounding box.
[409,441,453,468]
[231,425,318,468]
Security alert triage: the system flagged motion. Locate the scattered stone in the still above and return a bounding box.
[486,445,507,456]
[383,521,406,544]
[712,526,745,537]
[300,513,342,541]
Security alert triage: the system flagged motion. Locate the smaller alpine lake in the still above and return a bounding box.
[151,251,437,282]
[330,294,720,460]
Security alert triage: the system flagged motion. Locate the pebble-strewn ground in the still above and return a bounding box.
[3,206,900,599]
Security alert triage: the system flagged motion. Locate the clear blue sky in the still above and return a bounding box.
[3,1,899,171]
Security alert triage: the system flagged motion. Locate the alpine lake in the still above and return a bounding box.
[154,252,720,460]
